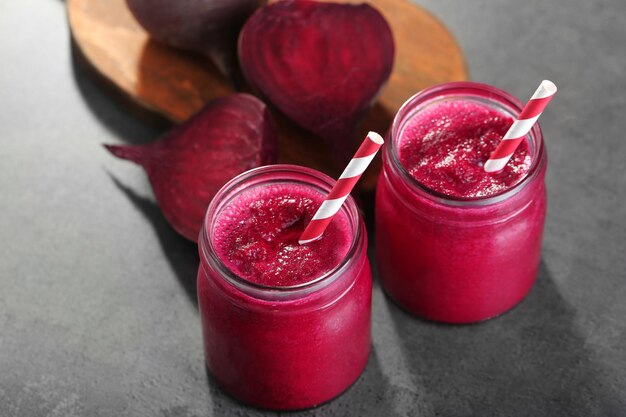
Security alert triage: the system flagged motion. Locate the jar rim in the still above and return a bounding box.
[199,164,363,300]
[387,81,546,206]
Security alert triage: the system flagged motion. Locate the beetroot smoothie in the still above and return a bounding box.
[198,165,372,410]
[212,183,352,287]
[376,82,547,323]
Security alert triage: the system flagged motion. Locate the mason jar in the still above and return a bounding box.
[198,165,372,410]
[376,82,547,323]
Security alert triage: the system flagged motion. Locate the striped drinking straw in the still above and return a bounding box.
[299,131,384,245]
[484,80,557,173]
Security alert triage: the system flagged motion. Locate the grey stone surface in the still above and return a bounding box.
[1,0,625,415]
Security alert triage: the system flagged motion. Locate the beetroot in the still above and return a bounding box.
[105,94,277,242]
[238,0,394,162]
[126,0,266,76]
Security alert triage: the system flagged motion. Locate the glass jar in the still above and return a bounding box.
[198,165,372,410]
[376,82,547,323]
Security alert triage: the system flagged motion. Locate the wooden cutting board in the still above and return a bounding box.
[67,0,467,190]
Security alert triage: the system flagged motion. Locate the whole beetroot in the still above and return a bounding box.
[105,93,277,242]
[126,0,266,76]
[239,0,394,162]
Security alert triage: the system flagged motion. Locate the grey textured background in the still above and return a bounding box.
[1,0,625,415]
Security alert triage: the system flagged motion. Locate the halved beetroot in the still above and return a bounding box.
[126,0,266,76]
[238,0,394,161]
[105,94,277,242]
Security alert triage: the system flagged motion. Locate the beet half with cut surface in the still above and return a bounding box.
[238,0,394,162]
[126,0,266,76]
[105,93,277,242]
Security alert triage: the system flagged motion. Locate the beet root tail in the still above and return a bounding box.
[103,144,147,165]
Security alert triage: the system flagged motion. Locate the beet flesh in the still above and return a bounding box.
[105,93,277,242]
[126,0,266,76]
[239,0,394,161]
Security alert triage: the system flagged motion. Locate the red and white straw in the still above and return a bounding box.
[299,131,384,245]
[484,80,557,173]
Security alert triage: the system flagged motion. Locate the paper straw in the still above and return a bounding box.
[299,131,384,245]
[484,80,557,173]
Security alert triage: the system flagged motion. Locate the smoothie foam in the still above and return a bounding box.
[399,99,531,197]
[212,183,352,287]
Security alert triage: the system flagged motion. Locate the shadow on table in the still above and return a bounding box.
[108,173,199,308]
[70,40,172,145]
[381,261,620,417]
[71,40,199,308]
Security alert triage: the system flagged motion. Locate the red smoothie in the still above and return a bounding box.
[212,183,351,287]
[376,82,547,323]
[399,99,531,198]
[198,165,372,410]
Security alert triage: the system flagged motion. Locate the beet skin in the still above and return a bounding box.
[105,93,278,242]
[126,0,266,76]
[239,0,394,161]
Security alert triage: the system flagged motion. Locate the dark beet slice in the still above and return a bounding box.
[126,0,266,76]
[238,0,394,162]
[105,93,277,242]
